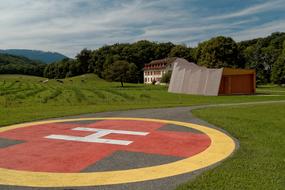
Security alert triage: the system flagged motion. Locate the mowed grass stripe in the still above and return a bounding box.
[80,89,106,104]
[70,87,87,103]
[4,81,18,89]
[103,88,136,101]
[0,82,35,96]
[83,88,107,100]
[13,88,47,100]
[40,88,63,103]
[0,81,21,92]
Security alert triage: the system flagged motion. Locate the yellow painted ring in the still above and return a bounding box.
[0,117,236,187]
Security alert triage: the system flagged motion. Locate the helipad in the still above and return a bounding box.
[0,117,235,187]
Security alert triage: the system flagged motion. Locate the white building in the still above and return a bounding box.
[143,58,175,84]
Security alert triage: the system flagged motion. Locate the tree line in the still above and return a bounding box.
[44,41,179,83]
[2,32,285,84]
[43,32,285,84]
[0,54,45,76]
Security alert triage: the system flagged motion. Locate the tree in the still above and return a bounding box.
[0,54,46,76]
[127,63,139,83]
[271,54,285,84]
[196,36,242,68]
[103,60,137,87]
[154,42,175,60]
[43,58,77,79]
[160,71,172,84]
[239,32,285,84]
[169,45,193,61]
[37,32,285,83]
[76,48,92,73]
[271,41,285,84]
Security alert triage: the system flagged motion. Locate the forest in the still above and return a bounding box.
[1,32,285,84]
[0,54,46,76]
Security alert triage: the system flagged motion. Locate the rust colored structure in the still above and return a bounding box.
[168,58,256,96]
[219,68,256,95]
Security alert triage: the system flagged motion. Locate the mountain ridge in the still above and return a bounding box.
[0,49,68,64]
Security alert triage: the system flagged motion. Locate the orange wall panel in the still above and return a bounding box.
[219,74,255,95]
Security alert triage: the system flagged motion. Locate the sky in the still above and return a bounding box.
[0,0,285,57]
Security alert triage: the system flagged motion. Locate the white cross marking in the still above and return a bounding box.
[45,127,149,145]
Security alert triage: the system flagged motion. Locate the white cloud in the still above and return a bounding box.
[206,0,285,20]
[232,20,285,42]
[0,0,191,56]
[0,0,284,57]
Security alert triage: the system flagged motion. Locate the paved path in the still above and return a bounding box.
[1,100,284,190]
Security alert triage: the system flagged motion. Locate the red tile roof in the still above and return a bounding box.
[144,57,176,70]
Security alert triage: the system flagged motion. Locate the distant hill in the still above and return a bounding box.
[0,49,68,64]
[0,53,46,76]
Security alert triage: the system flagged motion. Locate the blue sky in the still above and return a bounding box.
[0,0,285,57]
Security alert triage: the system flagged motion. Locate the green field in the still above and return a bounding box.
[0,74,285,189]
[1,74,285,127]
[177,104,285,190]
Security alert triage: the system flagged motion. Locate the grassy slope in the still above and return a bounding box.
[177,104,285,190]
[1,74,285,126]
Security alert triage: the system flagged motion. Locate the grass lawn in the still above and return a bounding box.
[176,104,285,190]
[1,74,285,126]
[0,74,285,189]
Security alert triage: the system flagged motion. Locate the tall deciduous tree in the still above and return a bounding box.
[76,49,92,73]
[103,60,138,87]
[196,36,242,68]
[169,45,193,62]
[271,41,285,84]
[239,32,285,84]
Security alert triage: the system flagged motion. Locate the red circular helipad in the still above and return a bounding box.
[0,117,235,187]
